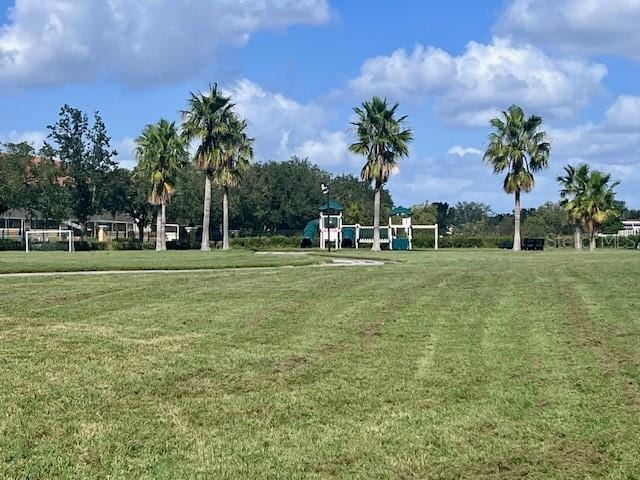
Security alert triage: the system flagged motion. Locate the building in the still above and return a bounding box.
[0,209,186,243]
[0,209,137,241]
[618,220,640,237]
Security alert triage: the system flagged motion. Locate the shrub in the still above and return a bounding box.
[166,239,199,250]
[111,238,146,250]
[413,235,513,249]
[231,235,301,250]
[73,240,107,251]
[0,239,23,251]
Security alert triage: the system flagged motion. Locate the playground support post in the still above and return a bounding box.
[328,191,331,252]
[321,183,331,252]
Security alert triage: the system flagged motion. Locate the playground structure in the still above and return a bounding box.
[300,201,438,250]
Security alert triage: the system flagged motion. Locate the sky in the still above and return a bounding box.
[1,0,640,213]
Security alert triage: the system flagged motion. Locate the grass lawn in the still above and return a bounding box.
[1,249,639,478]
[0,249,321,274]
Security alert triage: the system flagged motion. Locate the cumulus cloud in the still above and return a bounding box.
[223,79,325,158]
[388,155,495,208]
[0,129,46,149]
[403,173,473,197]
[604,95,640,131]
[548,95,640,204]
[550,97,640,164]
[495,0,640,61]
[294,131,358,168]
[349,37,606,126]
[447,146,483,157]
[114,136,136,169]
[0,0,330,87]
[222,79,355,169]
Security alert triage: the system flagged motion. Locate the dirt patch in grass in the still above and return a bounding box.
[274,354,307,373]
[360,319,384,337]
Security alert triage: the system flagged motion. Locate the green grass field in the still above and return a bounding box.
[1,250,639,478]
[0,250,320,274]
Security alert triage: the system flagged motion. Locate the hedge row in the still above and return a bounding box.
[413,236,514,249]
[0,239,23,251]
[4,234,639,251]
[0,238,155,251]
[230,235,301,250]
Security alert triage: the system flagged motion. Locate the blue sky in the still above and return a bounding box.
[2,0,640,212]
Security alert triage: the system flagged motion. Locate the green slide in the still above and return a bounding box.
[341,227,356,248]
[300,219,319,248]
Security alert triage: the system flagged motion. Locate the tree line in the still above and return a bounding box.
[0,93,633,252]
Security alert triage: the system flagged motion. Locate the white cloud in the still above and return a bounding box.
[223,79,327,160]
[495,0,640,61]
[0,0,330,87]
[404,173,473,197]
[604,95,640,131]
[349,37,606,126]
[221,79,357,170]
[114,136,136,169]
[550,97,640,164]
[294,130,357,167]
[447,146,483,157]
[349,45,455,96]
[0,129,46,149]
[547,95,640,205]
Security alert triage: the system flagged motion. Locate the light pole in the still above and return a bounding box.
[321,183,331,252]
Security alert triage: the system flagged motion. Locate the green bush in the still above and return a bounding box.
[0,239,23,251]
[73,240,107,251]
[413,235,513,249]
[231,235,301,250]
[110,238,148,250]
[166,239,199,250]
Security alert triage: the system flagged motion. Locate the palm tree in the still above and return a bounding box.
[579,167,619,251]
[558,164,590,250]
[349,96,413,251]
[215,115,254,250]
[182,83,234,251]
[135,119,187,251]
[484,105,550,251]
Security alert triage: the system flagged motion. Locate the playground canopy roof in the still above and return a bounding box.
[319,199,344,212]
[390,206,412,217]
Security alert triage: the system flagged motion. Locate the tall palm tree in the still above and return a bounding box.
[349,96,413,251]
[135,120,187,251]
[577,167,619,251]
[484,105,550,251]
[215,115,254,250]
[558,163,590,250]
[182,83,234,251]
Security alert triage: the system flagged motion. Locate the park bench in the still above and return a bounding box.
[522,238,545,251]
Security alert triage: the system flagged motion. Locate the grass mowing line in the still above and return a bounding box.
[0,265,313,278]
[0,250,323,274]
[0,258,387,278]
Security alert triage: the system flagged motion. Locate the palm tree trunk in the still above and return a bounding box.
[201,176,211,251]
[372,182,381,252]
[575,225,582,250]
[589,224,596,251]
[222,185,230,250]
[513,190,521,252]
[155,207,162,251]
[160,201,167,251]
